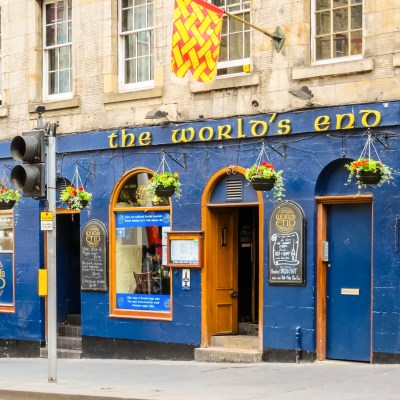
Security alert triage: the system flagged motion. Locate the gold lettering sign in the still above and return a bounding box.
[85,225,101,248]
[275,206,297,234]
[0,262,5,290]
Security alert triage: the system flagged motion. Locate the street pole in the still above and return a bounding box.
[46,122,57,382]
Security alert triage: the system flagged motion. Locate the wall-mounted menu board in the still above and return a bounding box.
[167,232,203,268]
[81,219,108,291]
[269,201,306,286]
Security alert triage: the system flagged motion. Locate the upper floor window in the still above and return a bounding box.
[211,0,251,76]
[118,0,154,91]
[43,0,72,100]
[314,0,363,62]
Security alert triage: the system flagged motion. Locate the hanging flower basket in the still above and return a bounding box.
[155,185,176,198]
[245,161,285,201]
[0,185,20,210]
[147,172,181,200]
[345,158,393,188]
[60,186,92,211]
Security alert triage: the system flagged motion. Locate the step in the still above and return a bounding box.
[68,314,81,326]
[58,324,82,337]
[194,347,262,363]
[57,336,82,350]
[40,347,82,359]
[211,335,258,350]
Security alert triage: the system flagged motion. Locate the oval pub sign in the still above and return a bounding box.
[269,201,306,285]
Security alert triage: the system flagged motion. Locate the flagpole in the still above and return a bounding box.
[223,10,285,52]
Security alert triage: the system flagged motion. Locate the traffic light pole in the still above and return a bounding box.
[46,123,57,383]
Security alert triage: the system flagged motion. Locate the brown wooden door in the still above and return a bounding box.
[214,209,238,334]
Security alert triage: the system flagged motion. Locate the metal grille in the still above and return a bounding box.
[226,178,243,201]
[57,177,71,198]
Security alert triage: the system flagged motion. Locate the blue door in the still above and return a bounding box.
[326,203,371,362]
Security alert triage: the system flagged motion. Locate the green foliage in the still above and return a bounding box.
[60,185,92,210]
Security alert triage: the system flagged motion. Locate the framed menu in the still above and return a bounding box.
[167,231,203,268]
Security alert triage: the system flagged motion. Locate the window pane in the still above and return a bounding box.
[220,36,227,61]
[134,5,147,30]
[122,0,133,7]
[316,0,330,11]
[316,10,331,35]
[138,57,150,81]
[122,8,133,32]
[351,5,362,29]
[350,30,362,55]
[125,34,136,59]
[333,8,348,32]
[137,31,150,56]
[0,215,14,251]
[57,22,68,44]
[125,59,136,83]
[333,33,348,57]
[59,46,70,69]
[46,25,56,46]
[333,0,348,8]
[49,71,58,94]
[59,69,70,93]
[57,0,66,22]
[46,3,56,24]
[316,35,331,60]
[49,49,58,71]
[229,32,243,60]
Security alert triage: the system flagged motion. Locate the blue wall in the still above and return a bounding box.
[1,100,400,356]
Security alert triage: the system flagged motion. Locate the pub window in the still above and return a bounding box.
[110,169,172,320]
[0,213,14,312]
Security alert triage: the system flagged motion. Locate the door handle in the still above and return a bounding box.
[230,290,239,298]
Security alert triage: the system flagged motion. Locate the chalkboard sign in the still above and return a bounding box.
[269,201,306,285]
[81,220,108,291]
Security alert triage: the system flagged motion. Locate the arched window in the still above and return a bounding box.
[109,168,172,320]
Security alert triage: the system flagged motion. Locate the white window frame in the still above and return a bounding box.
[210,0,251,77]
[311,0,363,65]
[118,0,154,92]
[42,0,73,101]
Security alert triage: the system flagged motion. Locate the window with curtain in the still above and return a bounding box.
[111,171,172,320]
[314,0,363,62]
[211,0,251,76]
[43,0,72,100]
[118,0,154,91]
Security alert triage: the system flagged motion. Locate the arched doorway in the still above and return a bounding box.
[316,159,373,362]
[200,167,264,349]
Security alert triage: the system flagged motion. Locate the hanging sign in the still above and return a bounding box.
[269,201,306,286]
[167,232,203,268]
[81,219,108,291]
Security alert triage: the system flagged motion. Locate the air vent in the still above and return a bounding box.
[56,177,72,198]
[226,178,243,201]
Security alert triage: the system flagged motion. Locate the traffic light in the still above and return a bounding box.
[10,129,46,198]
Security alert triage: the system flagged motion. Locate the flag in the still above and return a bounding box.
[171,0,224,83]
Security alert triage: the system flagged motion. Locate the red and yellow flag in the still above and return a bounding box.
[171,0,224,83]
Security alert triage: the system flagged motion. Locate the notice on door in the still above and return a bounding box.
[269,201,306,285]
[81,219,108,291]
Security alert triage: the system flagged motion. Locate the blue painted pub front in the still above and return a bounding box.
[0,100,399,363]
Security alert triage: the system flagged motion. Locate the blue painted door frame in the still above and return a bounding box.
[325,202,372,362]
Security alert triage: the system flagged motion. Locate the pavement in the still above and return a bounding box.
[0,358,399,400]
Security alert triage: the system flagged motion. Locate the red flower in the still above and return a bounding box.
[78,186,83,191]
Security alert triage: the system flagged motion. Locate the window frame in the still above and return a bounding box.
[42,0,73,101]
[117,0,155,92]
[0,211,15,313]
[311,0,364,65]
[210,0,251,78]
[109,168,173,320]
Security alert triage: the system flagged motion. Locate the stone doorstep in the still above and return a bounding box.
[211,335,259,350]
[194,347,263,363]
[57,336,82,351]
[40,348,82,359]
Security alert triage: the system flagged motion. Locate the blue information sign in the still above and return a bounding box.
[116,211,170,228]
[116,293,171,311]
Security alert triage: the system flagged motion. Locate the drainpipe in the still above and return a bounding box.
[295,326,301,363]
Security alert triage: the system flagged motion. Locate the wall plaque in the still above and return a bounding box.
[269,201,306,285]
[81,219,108,291]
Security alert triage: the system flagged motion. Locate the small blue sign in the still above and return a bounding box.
[116,211,170,228]
[116,293,171,311]
[0,253,13,306]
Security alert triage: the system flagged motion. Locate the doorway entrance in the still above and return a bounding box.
[316,196,372,362]
[204,205,260,341]
[56,213,81,323]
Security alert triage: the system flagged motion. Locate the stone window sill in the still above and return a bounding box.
[103,87,163,104]
[292,57,374,80]
[0,106,8,118]
[190,73,260,93]
[28,97,81,116]
[394,53,400,68]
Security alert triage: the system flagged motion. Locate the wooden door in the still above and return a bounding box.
[214,209,238,334]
